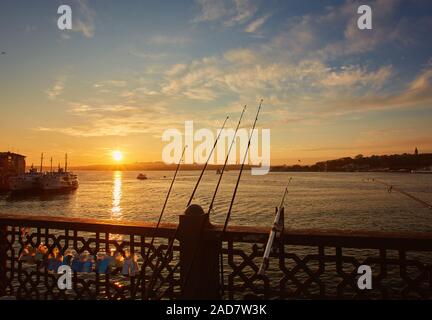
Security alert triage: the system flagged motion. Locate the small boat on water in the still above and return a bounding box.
[137,173,148,180]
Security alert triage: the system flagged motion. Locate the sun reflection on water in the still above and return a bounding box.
[111,171,122,219]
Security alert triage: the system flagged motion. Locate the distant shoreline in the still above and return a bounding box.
[28,152,431,173]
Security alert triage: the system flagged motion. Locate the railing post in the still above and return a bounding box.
[178,204,221,300]
[0,225,7,296]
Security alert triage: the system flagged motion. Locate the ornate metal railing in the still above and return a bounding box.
[1,214,432,300]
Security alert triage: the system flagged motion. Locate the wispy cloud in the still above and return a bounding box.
[268,0,417,61]
[128,49,168,60]
[93,80,127,89]
[245,14,271,33]
[193,0,259,28]
[35,100,198,137]
[149,35,192,45]
[73,0,95,38]
[46,77,66,100]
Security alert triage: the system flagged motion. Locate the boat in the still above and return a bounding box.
[137,173,148,180]
[40,168,79,192]
[39,154,79,192]
[216,169,222,174]
[8,166,43,192]
[8,153,45,193]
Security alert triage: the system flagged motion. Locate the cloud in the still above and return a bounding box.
[93,80,127,88]
[268,0,409,61]
[35,101,196,137]
[46,77,66,100]
[149,35,192,45]
[321,65,393,88]
[165,64,188,76]
[73,0,95,38]
[128,49,167,60]
[40,0,432,140]
[68,103,138,115]
[224,48,257,64]
[193,0,229,22]
[193,0,258,27]
[245,14,271,33]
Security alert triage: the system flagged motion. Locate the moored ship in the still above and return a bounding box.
[8,166,43,192]
[8,153,44,193]
[40,154,79,192]
[40,169,79,192]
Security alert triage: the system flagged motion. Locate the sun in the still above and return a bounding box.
[112,150,123,162]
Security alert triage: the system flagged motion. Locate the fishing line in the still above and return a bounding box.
[133,145,187,298]
[222,99,263,232]
[146,117,230,297]
[365,178,432,210]
[186,116,229,207]
[181,100,263,298]
[208,105,247,214]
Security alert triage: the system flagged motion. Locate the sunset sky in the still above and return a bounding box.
[1,0,432,166]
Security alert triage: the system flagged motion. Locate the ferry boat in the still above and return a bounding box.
[40,168,79,192]
[8,166,43,192]
[8,153,44,193]
[39,154,79,192]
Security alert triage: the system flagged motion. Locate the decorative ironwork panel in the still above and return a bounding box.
[0,216,180,300]
[1,215,432,300]
[220,229,432,299]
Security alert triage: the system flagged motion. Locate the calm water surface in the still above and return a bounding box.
[0,171,431,232]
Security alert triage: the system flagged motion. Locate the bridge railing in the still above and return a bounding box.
[0,213,431,299]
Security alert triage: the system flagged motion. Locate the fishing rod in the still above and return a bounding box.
[186,116,229,207]
[180,100,263,299]
[365,178,432,210]
[208,105,247,214]
[214,100,263,296]
[133,145,187,297]
[258,178,292,276]
[147,106,248,298]
[223,99,263,232]
[145,116,230,298]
